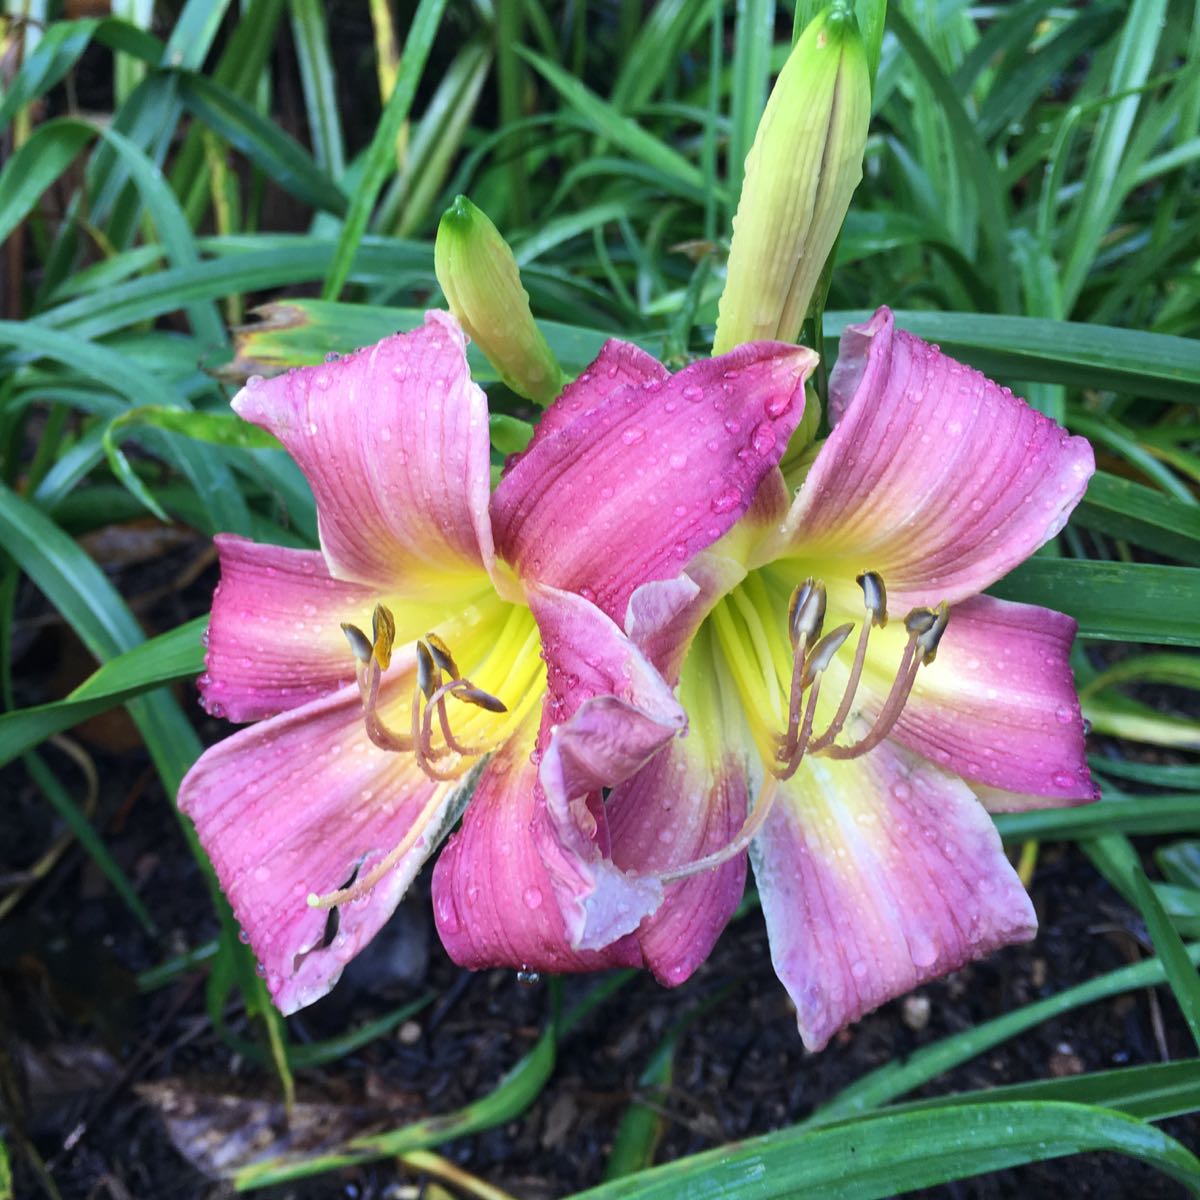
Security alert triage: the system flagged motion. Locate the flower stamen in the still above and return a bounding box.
[820,600,949,761]
[342,609,507,779]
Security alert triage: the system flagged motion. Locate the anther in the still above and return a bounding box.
[455,684,508,713]
[424,631,459,678]
[341,622,373,663]
[415,640,437,698]
[787,578,827,650]
[371,604,396,669]
[915,601,950,663]
[857,571,888,627]
[904,607,938,637]
[803,622,854,686]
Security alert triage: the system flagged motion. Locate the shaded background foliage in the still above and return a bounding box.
[1,0,1199,1196]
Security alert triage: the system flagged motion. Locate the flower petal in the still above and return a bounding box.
[625,551,747,682]
[608,738,749,986]
[529,583,691,949]
[522,339,669,453]
[751,741,1035,1050]
[178,660,463,1015]
[232,311,494,594]
[892,594,1098,802]
[431,712,644,972]
[200,534,378,722]
[770,307,1094,608]
[493,339,815,620]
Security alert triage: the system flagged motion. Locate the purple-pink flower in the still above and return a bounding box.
[178,311,815,1012]
[544,307,1098,1049]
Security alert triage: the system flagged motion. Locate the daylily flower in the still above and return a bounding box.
[178,311,814,1013]
[557,307,1097,1050]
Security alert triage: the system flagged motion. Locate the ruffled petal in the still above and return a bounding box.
[625,551,747,683]
[200,534,377,723]
[751,740,1036,1050]
[770,307,1094,609]
[891,594,1098,802]
[607,737,749,986]
[178,659,464,1015]
[529,583,690,949]
[493,339,815,621]
[232,311,494,594]
[431,712,644,972]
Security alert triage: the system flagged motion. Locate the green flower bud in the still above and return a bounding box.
[713,6,870,354]
[435,195,566,406]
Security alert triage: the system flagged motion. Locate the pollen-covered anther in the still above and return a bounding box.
[371,603,396,670]
[411,636,506,781]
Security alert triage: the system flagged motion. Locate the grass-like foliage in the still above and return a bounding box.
[1,0,1198,1196]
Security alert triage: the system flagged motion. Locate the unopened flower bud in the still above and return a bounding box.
[713,5,871,354]
[435,195,566,406]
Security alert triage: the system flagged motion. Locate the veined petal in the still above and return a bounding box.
[232,311,494,595]
[608,741,750,987]
[626,551,747,683]
[431,712,643,972]
[493,340,815,621]
[891,595,1097,802]
[768,308,1095,608]
[522,339,669,453]
[178,660,465,1015]
[751,742,1036,1051]
[201,534,377,722]
[529,583,690,949]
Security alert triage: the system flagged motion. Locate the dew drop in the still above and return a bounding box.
[682,385,704,401]
[751,421,776,455]
[668,451,688,470]
[523,885,544,910]
[764,391,791,419]
[1054,705,1073,725]
[621,426,645,446]
[710,488,741,514]
[436,894,460,934]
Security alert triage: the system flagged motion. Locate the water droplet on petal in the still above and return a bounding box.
[711,488,741,514]
[751,421,776,455]
[621,426,645,446]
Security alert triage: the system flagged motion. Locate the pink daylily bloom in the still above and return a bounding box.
[178,311,814,1013]
[578,307,1098,1049]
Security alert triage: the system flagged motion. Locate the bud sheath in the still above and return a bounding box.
[713,7,871,354]
[435,195,566,406]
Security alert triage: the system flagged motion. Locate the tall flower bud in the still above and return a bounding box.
[713,6,871,354]
[435,195,565,406]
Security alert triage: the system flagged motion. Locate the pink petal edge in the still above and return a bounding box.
[773,307,1095,610]
[232,311,495,594]
[200,534,376,723]
[179,660,463,1015]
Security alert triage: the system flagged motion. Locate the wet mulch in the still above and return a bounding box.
[2,531,1197,1199]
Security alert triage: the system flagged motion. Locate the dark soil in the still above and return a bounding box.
[1,531,1197,1200]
